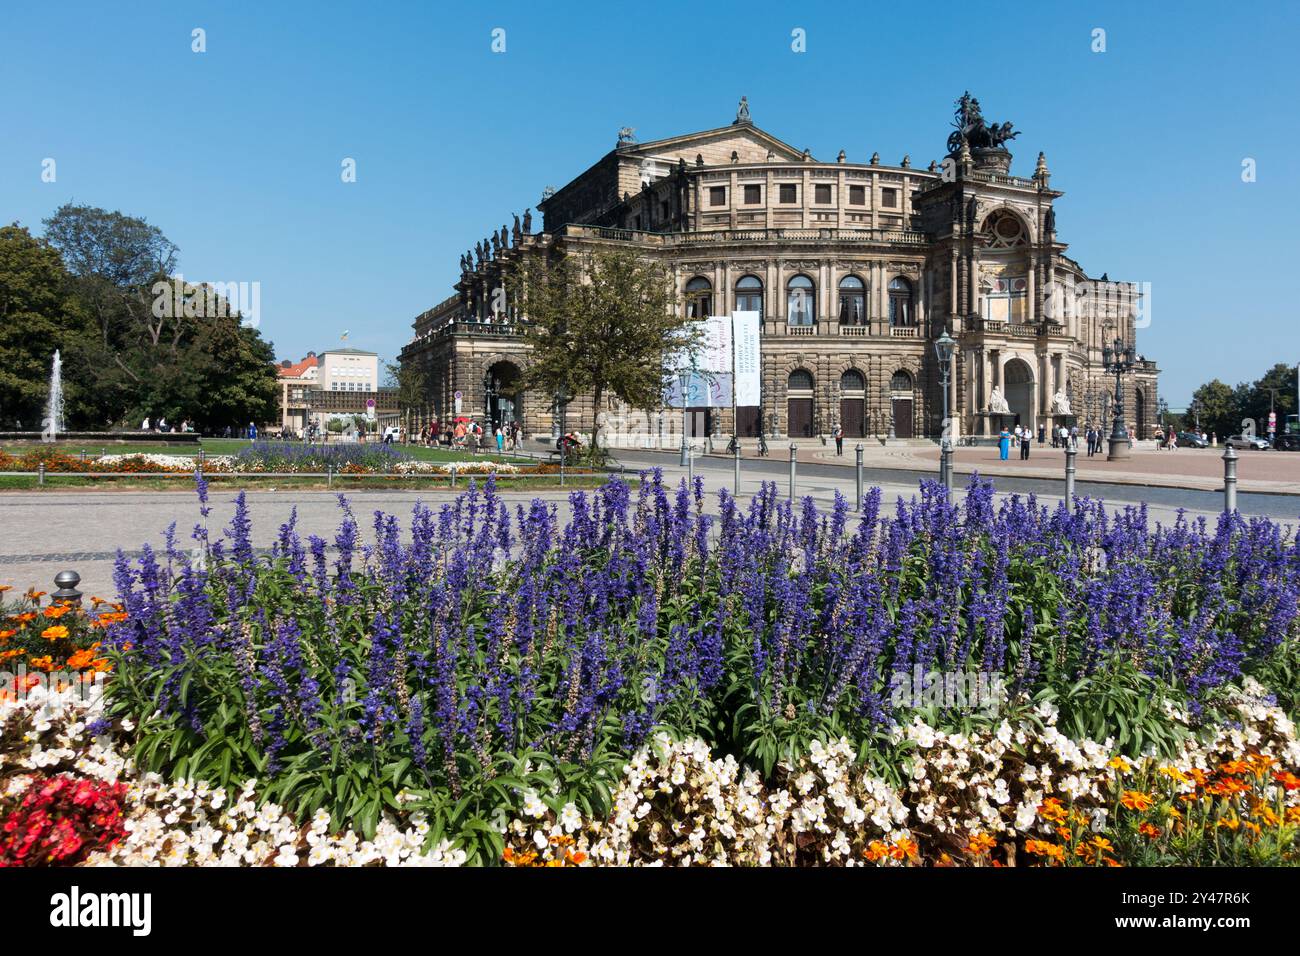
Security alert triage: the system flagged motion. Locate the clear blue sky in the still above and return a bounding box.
[2,0,1296,403]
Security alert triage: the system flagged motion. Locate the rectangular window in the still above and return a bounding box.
[709,186,726,206]
[660,200,670,219]
[814,184,832,204]
[744,184,762,204]
[849,185,866,205]
[881,188,899,208]
[779,183,797,203]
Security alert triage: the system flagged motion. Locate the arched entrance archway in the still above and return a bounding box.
[1003,358,1035,430]
[484,361,522,432]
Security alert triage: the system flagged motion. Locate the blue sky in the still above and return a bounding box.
[2,0,1296,403]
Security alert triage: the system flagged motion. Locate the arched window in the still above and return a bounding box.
[838,275,866,325]
[888,277,913,327]
[890,369,913,393]
[786,274,816,326]
[685,276,712,319]
[735,274,764,316]
[981,211,1028,249]
[840,369,865,393]
[788,369,814,391]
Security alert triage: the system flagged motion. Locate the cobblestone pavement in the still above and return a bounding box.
[2,452,1297,601]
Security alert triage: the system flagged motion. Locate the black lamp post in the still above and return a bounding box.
[1102,334,1136,461]
[934,329,956,491]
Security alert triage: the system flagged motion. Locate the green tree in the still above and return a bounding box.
[1188,379,1236,439]
[0,224,90,428]
[1238,362,1297,438]
[516,247,692,447]
[385,359,429,430]
[41,204,279,431]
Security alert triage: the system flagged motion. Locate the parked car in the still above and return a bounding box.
[1273,432,1300,451]
[1175,431,1209,448]
[1227,434,1271,450]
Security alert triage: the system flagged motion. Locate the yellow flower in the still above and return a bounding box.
[40,625,69,640]
[1108,756,1131,773]
[1121,790,1154,812]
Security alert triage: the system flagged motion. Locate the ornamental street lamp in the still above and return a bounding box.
[1102,334,1136,461]
[934,329,956,491]
[677,367,692,467]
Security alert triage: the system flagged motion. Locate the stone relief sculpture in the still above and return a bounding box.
[987,386,1011,414]
[1051,389,1072,416]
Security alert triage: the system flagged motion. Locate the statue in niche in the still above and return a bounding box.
[988,386,1011,414]
[1051,390,1072,416]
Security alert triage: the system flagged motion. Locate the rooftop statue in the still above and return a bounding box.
[946,91,1020,154]
[617,126,636,145]
[734,95,751,125]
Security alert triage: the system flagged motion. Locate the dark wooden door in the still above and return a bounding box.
[840,398,864,437]
[787,398,813,437]
[736,406,761,437]
[891,398,913,438]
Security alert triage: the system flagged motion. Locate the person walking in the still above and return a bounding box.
[833,421,843,456]
[998,426,1011,461]
[495,425,504,454]
[758,430,769,457]
[1020,426,1031,460]
[1038,423,1047,446]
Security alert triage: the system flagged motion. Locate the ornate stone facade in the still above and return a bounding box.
[399,97,1159,443]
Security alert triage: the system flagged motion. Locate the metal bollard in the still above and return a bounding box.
[855,443,864,512]
[450,465,457,489]
[788,443,797,501]
[940,439,954,494]
[1064,443,1077,505]
[687,442,694,488]
[327,464,333,488]
[52,570,82,606]
[38,461,45,487]
[733,441,741,496]
[1222,444,1238,513]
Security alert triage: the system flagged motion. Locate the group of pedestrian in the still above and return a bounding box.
[997,424,1036,461]
[140,416,195,434]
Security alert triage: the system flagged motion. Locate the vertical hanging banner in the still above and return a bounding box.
[732,311,761,406]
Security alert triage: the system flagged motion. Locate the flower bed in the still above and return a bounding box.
[3,473,1297,865]
[73,472,1300,865]
[1,587,119,680]
[1,443,524,477]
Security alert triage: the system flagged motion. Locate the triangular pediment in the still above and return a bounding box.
[619,123,807,165]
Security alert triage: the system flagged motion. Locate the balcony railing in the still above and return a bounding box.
[561,224,930,247]
[889,326,919,338]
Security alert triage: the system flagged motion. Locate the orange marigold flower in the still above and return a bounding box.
[863,840,890,862]
[890,837,919,861]
[24,589,46,601]
[28,655,54,671]
[1217,816,1241,831]
[1219,760,1251,776]
[1056,826,1072,841]
[42,605,71,619]
[1273,771,1300,792]
[565,850,587,865]
[0,629,16,640]
[1121,790,1155,812]
[40,625,69,640]
[1158,766,1190,784]
[965,832,996,855]
[1038,797,1068,824]
[1137,822,1162,838]
[1285,807,1300,825]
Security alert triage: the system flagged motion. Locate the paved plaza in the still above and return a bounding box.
[2,446,1296,602]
